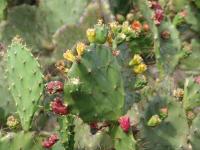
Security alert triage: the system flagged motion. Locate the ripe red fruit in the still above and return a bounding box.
[118,115,131,132]
[153,9,164,25]
[46,81,64,94]
[51,97,69,115]
[149,1,164,25]
[42,134,59,148]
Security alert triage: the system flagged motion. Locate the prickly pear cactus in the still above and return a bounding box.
[52,1,113,60]
[0,57,16,124]
[135,0,184,75]
[110,125,136,150]
[58,115,75,149]
[183,76,200,110]
[190,114,200,150]
[0,4,52,52]
[0,131,43,150]
[74,118,113,150]
[39,0,90,34]
[64,44,125,122]
[6,37,44,130]
[138,95,189,150]
[179,39,200,74]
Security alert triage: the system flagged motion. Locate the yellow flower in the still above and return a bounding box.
[63,50,75,62]
[133,63,147,74]
[76,42,86,56]
[86,28,96,43]
[129,54,143,66]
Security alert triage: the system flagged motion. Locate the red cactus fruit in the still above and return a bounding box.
[153,9,164,25]
[149,1,164,25]
[118,115,131,132]
[51,97,69,115]
[42,134,59,148]
[46,81,64,94]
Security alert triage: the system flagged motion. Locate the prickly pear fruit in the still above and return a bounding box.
[147,115,161,127]
[118,115,131,132]
[94,20,108,44]
[51,97,69,115]
[42,134,59,148]
[46,81,64,95]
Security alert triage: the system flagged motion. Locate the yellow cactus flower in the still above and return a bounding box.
[86,28,96,43]
[76,42,86,56]
[63,50,75,62]
[133,63,147,74]
[129,54,143,66]
[7,115,19,128]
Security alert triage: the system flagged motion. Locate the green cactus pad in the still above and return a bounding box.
[64,44,125,122]
[7,37,44,130]
[190,114,200,150]
[0,4,52,52]
[58,115,75,149]
[138,96,188,150]
[110,125,136,150]
[184,4,200,32]
[74,117,113,150]
[183,77,200,110]
[0,0,6,21]
[179,39,200,74]
[0,131,43,150]
[52,1,112,60]
[0,57,16,125]
[116,43,139,110]
[39,0,90,34]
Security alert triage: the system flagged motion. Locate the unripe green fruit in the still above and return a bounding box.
[94,24,108,44]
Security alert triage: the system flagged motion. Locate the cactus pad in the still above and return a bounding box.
[0,131,43,150]
[7,37,44,130]
[110,125,136,150]
[64,45,125,122]
[74,117,113,150]
[183,77,200,110]
[138,96,188,150]
[190,114,200,150]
